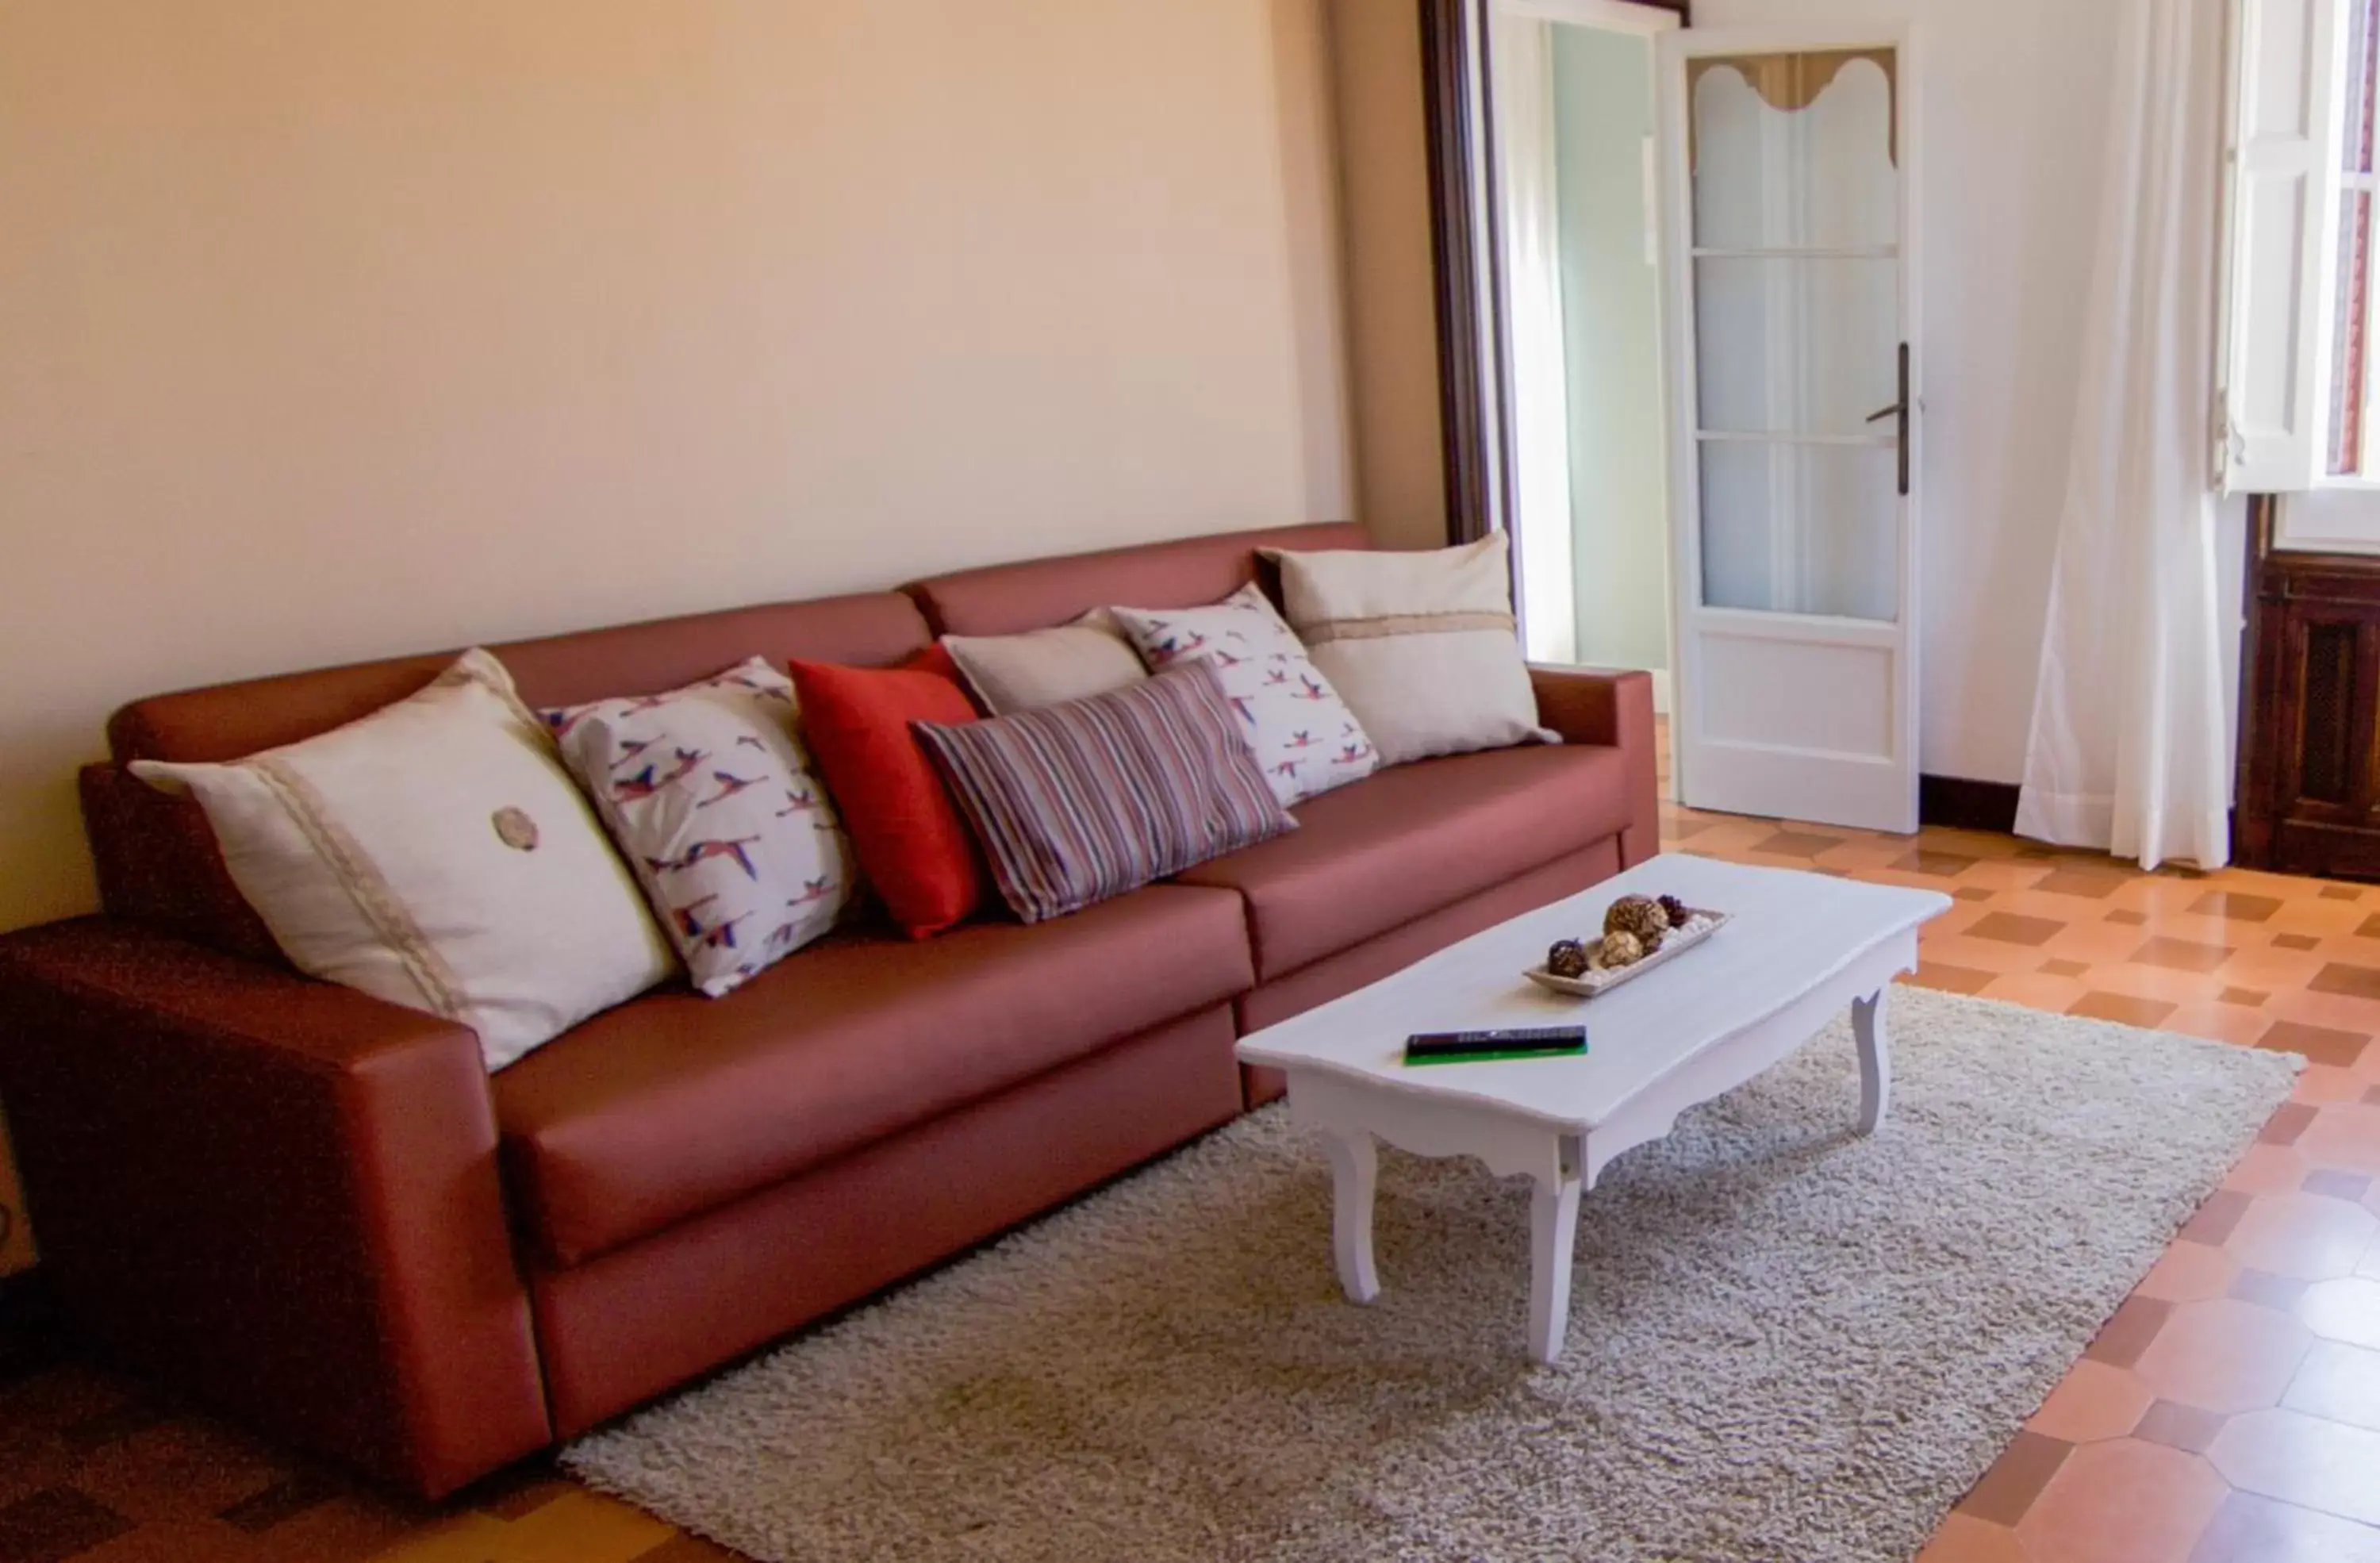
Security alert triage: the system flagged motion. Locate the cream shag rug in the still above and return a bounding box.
[563,987,2299,1563]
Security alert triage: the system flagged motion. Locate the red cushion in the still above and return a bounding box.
[789,648,985,938]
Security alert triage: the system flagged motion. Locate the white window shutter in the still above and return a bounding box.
[2221,0,2346,492]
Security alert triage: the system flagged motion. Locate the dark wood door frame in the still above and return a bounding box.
[1417,0,1690,547]
[1418,0,1499,545]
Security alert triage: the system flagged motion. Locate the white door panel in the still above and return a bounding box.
[1659,26,1920,831]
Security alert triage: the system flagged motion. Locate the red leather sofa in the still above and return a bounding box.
[0,522,1656,1498]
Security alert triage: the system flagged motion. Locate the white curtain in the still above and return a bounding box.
[1491,13,1579,665]
[2014,0,2232,870]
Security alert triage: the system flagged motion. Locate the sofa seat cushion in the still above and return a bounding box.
[494,883,1253,1266]
[1173,743,1631,982]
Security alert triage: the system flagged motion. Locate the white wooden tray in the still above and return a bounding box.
[1524,908,1730,999]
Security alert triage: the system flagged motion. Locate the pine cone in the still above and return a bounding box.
[1546,938,1592,979]
[1603,894,1671,943]
[1656,894,1691,928]
[1597,929,1645,969]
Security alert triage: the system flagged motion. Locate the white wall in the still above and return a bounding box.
[1322,0,2251,789]
[1690,0,2127,784]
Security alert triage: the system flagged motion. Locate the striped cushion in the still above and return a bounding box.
[912,659,1295,924]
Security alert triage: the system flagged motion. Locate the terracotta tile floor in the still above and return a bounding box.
[1661,803,2380,1562]
[6,788,2380,1560]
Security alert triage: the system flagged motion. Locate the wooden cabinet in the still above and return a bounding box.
[2239,497,2380,876]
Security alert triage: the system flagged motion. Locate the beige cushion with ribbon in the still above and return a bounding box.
[131,649,674,1071]
[942,609,1147,716]
[1267,533,1555,766]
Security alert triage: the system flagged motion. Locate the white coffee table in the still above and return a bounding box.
[1235,855,1952,1363]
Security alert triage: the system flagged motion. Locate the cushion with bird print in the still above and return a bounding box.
[546,657,861,997]
[1110,583,1380,808]
[131,649,674,1072]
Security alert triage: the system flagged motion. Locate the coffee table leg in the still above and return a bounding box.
[1527,1165,1583,1364]
[1854,989,1891,1134]
[1323,1129,1380,1304]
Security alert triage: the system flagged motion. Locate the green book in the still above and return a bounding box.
[1403,1041,1587,1066]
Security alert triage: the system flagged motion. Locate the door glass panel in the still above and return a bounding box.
[1698,442,1898,621]
[1693,257,1897,434]
[1689,50,1898,252]
[1687,43,1902,625]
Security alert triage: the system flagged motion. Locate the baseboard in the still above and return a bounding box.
[1918,774,2021,833]
[1912,779,2244,863]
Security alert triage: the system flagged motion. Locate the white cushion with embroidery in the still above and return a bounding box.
[546,658,858,997]
[1268,533,1555,766]
[129,650,674,1071]
[1111,584,1380,808]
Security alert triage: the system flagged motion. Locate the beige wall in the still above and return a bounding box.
[0,0,1354,940]
[1324,0,1447,551]
[0,0,1361,1275]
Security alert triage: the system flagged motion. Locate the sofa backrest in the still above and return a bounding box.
[79,523,1380,962]
[904,521,1369,636]
[106,593,929,766]
[88,592,931,961]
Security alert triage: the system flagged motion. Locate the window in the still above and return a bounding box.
[2327,0,2380,476]
[2211,0,2380,495]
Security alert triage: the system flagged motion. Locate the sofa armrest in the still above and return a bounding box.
[1530,665,1660,869]
[0,919,549,1496]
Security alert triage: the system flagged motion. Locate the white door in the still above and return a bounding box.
[1656,29,1920,832]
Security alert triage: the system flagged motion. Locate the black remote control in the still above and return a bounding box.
[1405,1025,1586,1062]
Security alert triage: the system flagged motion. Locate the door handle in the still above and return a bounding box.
[1863,344,1911,497]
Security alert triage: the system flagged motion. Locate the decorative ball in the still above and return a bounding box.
[1546,938,1593,979]
[1656,894,1691,929]
[1603,894,1671,943]
[1597,929,1645,969]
